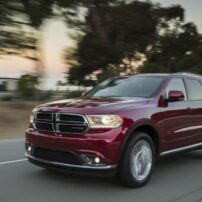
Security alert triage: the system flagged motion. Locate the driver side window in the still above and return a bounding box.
[164,78,187,100]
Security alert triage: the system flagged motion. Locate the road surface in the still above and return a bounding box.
[0,139,202,202]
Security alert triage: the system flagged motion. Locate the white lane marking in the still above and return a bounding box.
[0,138,24,143]
[0,159,27,165]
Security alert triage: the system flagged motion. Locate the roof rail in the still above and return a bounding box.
[174,72,202,77]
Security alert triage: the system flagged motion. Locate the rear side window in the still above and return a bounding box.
[165,78,187,100]
[186,79,202,100]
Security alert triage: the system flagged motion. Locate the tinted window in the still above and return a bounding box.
[186,79,202,100]
[87,76,164,98]
[165,78,187,100]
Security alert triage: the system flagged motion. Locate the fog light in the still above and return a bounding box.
[80,154,102,165]
[94,157,100,164]
[27,146,32,152]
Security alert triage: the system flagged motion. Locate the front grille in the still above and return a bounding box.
[57,123,88,134]
[58,114,84,123]
[35,122,53,131]
[36,113,53,121]
[34,112,88,134]
[33,147,81,165]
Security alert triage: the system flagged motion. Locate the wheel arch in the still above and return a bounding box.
[120,122,161,161]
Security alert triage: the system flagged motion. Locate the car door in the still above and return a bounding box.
[158,77,192,151]
[184,78,202,143]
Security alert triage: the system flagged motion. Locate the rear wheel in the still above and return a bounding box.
[118,132,156,188]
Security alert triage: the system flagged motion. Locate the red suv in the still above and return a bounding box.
[25,73,202,187]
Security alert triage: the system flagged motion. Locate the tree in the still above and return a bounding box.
[61,0,200,86]
[1,0,201,86]
[141,19,202,73]
[18,74,39,99]
[65,1,158,85]
[0,0,55,75]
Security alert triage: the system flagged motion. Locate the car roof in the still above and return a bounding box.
[172,72,202,79]
[134,73,170,77]
[122,72,202,80]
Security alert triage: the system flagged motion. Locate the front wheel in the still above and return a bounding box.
[118,132,156,188]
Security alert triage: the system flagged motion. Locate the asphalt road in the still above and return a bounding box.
[0,139,202,202]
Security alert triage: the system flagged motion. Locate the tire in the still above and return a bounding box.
[118,132,156,188]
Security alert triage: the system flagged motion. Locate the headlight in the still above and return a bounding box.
[30,111,36,123]
[86,115,123,128]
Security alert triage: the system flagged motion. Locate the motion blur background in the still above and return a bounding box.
[0,0,202,139]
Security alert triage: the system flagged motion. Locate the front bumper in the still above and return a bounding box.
[25,152,117,176]
[25,127,124,174]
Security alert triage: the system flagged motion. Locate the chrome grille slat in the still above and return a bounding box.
[57,121,85,124]
[57,123,87,126]
[33,112,88,134]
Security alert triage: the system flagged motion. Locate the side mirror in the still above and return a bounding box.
[168,90,184,102]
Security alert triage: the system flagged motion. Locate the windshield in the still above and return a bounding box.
[87,76,164,98]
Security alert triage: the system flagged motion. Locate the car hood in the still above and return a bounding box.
[36,97,149,114]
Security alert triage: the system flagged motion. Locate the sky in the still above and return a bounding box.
[0,0,202,90]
